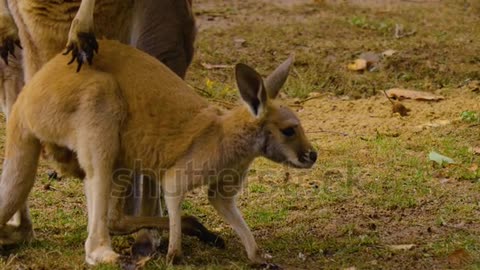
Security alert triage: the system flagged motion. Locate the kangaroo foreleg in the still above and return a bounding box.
[0,0,21,65]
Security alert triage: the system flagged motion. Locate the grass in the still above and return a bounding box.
[190,0,480,99]
[1,115,480,269]
[1,0,480,269]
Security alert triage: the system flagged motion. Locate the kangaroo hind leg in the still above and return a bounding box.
[0,205,34,246]
[75,75,125,265]
[0,116,41,245]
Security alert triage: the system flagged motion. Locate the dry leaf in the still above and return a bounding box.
[429,151,456,166]
[386,88,444,101]
[448,249,471,266]
[438,178,450,184]
[395,24,416,38]
[470,147,480,155]
[201,63,233,70]
[427,120,451,127]
[450,221,466,229]
[461,80,480,92]
[415,120,451,130]
[343,267,357,270]
[234,38,246,48]
[469,163,478,172]
[387,244,416,251]
[382,49,397,57]
[308,92,322,98]
[347,59,367,71]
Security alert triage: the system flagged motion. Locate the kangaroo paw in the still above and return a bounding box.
[0,224,34,246]
[64,25,98,72]
[0,15,21,65]
[85,246,119,266]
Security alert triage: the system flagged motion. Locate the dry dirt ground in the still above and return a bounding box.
[1,0,480,269]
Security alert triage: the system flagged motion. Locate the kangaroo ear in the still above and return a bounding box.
[235,63,267,117]
[264,54,294,99]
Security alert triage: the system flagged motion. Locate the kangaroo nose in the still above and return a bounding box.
[309,151,317,162]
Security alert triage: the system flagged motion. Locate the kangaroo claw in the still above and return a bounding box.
[64,32,98,72]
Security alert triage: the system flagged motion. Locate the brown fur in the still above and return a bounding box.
[0,40,316,265]
[0,0,209,250]
[0,0,196,115]
[0,50,22,119]
[0,4,22,119]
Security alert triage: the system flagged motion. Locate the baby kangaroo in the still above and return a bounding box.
[0,40,316,266]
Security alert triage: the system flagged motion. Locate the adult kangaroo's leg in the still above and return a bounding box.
[65,0,98,71]
[131,0,196,78]
[0,110,41,245]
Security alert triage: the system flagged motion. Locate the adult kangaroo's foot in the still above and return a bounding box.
[64,29,98,72]
[64,0,98,72]
[0,14,21,65]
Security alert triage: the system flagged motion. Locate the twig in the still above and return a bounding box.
[191,85,213,98]
[190,84,235,108]
[401,0,440,3]
[288,103,304,109]
[210,98,235,109]
[383,89,395,105]
[295,93,326,105]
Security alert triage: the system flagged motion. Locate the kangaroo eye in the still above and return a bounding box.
[280,127,295,137]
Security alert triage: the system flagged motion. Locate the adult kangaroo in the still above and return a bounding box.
[0,40,316,266]
[0,0,195,79]
[0,0,195,114]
